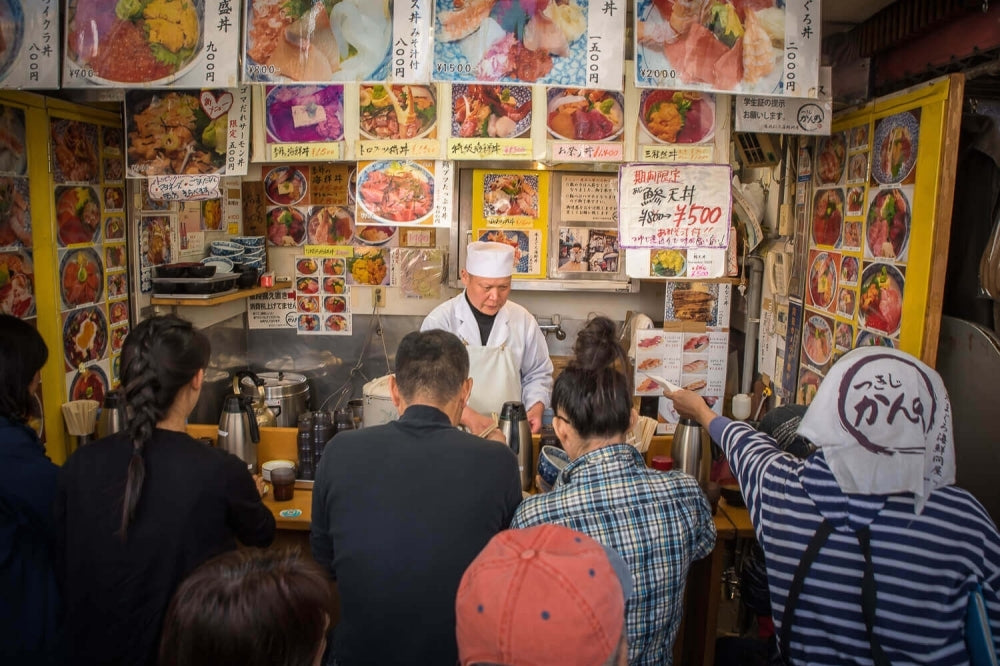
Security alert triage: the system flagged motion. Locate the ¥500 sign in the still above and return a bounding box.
[618,164,732,250]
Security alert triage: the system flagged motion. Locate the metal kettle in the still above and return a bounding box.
[498,401,532,491]
[96,389,128,439]
[234,371,278,429]
[217,393,260,473]
[671,418,708,485]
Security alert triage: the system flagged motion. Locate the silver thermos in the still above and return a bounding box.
[217,393,261,473]
[671,418,708,485]
[498,401,532,491]
[96,390,128,439]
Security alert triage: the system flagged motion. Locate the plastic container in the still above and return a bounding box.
[313,411,334,467]
[297,412,315,480]
[651,455,674,471]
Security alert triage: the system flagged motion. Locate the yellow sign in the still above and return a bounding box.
[448,138,532,160]
[356,139,440,160]
[551,142,624,162]
[471,170,550,279]
[640,145,715,163]
[304,245,354,258]
[267,142,342,161]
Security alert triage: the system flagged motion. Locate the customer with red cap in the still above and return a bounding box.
[456,524,632,666]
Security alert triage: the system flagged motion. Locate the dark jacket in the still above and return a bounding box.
[57,428,275,666]
[311,405,523,666]
[0,416,62,665]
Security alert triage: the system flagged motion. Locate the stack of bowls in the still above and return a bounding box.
[232,236,266,271]
[207,240,244,267]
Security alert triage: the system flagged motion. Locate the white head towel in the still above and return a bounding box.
[797,347,955,513]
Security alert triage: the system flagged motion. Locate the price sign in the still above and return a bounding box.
[618,163,732,249]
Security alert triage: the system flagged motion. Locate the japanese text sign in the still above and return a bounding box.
[618,163,732,250]
[1,0,59,89]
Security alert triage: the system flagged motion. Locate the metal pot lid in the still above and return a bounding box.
[241,371,309,398]
[265,352,341,373]
[204,368,231,383]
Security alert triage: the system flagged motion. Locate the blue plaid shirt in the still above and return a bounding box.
[512,444,716,665]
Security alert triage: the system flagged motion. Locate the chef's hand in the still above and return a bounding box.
[526,402,544,434]
[663,389,717,429]
[253,474,268,498]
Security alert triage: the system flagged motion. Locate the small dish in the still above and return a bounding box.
[201,256,234,274]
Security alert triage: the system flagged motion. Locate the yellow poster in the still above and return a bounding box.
[471,170,550,280]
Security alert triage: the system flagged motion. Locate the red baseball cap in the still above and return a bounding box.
[456,525,632,666]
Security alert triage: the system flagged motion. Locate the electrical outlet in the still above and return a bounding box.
[372,287,386,308]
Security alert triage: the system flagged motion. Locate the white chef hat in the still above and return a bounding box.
[466,241,515,278]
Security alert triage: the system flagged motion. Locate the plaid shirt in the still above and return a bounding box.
[512,444,716,666]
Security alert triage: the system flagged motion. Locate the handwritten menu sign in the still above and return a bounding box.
[227,86,251,175]
[1,0,59,88]
[561,175,618,223]
[148,175,222,201]
[64,0,240,88]
[619,164,732,249]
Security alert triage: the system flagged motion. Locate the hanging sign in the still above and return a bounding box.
[432,0,624,88]
[0,0,60,89]
[634,0,820,97]
[618,163,732,249]
[736,66,832,135]
[243,0,432,83]
[64,0,240,88]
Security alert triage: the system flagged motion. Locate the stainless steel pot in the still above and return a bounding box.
[190,368,231,425]
[240,371,310,428]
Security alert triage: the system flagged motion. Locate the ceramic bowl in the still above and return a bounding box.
[210,240,246,257]
[261,459,296,482]
[232,235,266,247]
[537,445,570,489]
[243,247,266,258]
[201,256,234,274]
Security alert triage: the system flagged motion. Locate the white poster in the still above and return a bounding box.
[1,0,60,89]
[736,66,832,135]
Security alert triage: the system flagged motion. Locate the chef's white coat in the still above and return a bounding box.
[421,292,553,412]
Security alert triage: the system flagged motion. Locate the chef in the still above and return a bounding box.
[421,241,553,436]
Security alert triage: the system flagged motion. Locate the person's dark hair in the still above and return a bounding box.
[395,329,469,404]
[159,548,334,666]
[552,316,632,439]
[119,315,209,539]
[0,314,48,423]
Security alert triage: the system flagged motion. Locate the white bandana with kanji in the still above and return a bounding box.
[796,347,955,513]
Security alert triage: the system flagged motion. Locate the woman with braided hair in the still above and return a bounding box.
[56,315,275,666]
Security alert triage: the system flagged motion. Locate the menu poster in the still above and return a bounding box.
[664,282,731,329]
[264,84,345,162]
[635,88,717,163]
[138,215,172,294]
[0,105,32,317]
[432,0,624,89]
[547,89,626,162]
[471,169,550,279]
[556,228,620,273]
[448,84,533,160]
[354,159,436,229]
[619,163,732,250]
[64,0,240,88]
[293,255,352,336]
[125,89,241,177]
[2,0,60,88]
[243,0,432,83]
[631,326,725,434]
[634,0,820,97]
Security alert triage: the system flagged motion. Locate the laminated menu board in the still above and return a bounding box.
[634,0,820,97]
[546,88,626,163]
[470,169,550,279]
[448,84,534,160]
[64,0,240,88]
[432,0,624,90]
[243,0,433,83]
[356,83,443,161]
[0,102,32,318]
[0,0,60,89]
[794,75,963,404]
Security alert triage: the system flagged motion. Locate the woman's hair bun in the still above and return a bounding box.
[571,316,619,371]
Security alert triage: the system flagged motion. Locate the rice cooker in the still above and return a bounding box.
[362,375,398,427]
[240,371,310,428]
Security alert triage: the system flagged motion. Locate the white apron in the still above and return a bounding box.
[465,342,522,416]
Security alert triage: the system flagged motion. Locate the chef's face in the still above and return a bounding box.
[461,270,511,316]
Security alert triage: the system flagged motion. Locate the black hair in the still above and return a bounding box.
[159,548,334,666]
[552,316,632,440]
[395,329,469,404]
[119,315,209,540]
[0,314,48,423]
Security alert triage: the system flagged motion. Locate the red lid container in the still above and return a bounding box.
[651,456,674,471]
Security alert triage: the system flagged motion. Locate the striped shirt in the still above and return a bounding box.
[712,418,1000,665]
[512,444,716,665]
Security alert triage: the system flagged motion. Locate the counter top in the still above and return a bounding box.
[262,488,312,530]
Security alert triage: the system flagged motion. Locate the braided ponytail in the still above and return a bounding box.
[119,315,210,540]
